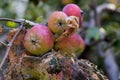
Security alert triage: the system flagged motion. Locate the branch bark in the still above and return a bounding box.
[104,49,119,80]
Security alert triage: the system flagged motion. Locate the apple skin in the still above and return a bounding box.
[24,24,54,56]
[54,33,85,56]
[48,11,68,35]
[63,4,83,27]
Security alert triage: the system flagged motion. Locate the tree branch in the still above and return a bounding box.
[0,18,38,26]
[0,23,24,70]
[104,49,119,80]
[0,18,22,23]
[0,41,7,47]
[0,18,39,70]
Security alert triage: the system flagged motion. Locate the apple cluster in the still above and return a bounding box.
[23,4,85,57]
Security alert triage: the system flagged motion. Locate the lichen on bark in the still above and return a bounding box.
[1,28,108,80]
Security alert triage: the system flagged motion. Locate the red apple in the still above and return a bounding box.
[48,11,68,35]
[63,4,83,27]
[54,33,85,56]
[24,24,54,56]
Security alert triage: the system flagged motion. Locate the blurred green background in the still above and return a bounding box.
[0,0,120,79]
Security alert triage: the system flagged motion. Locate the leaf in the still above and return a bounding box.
[112,38,120,53]
[7,28,26,46]
[105,22,120,37]
[6,21,18,28]
[86,27,100,41]
[35,16,43,23]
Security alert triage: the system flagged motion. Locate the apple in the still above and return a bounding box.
[63,4,83,27]
[54,33,85,56]
[56,16,80,42]
[48,11,68,35]
[24,24,54,56]
[65,16,79,35]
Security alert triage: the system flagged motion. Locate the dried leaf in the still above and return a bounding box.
[9,47,16,63]
[7,28,26,46]
[9,47,26,64]
[0,27,4,33]
[92,73,99,80]
[7,29,18,42]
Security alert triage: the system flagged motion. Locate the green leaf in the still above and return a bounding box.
[35,16,43,23]
[105,22,120,37]
[86,27,100,41]
[6,21,18,28]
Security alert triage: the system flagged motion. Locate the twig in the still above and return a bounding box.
[97,43,105,57]
[0,18,22,23]
[0,41,7,47]
[0,18,38,26]
[96,3,116,27]
[96,3,116,14]
[104,49,119,80]
[23,52,53,61]
[0,23,24,70]
[24,19,39,26]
